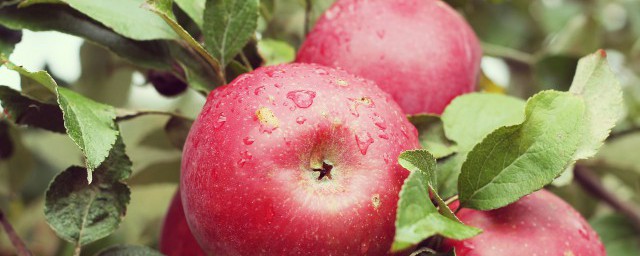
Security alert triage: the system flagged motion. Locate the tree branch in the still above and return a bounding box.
[574,165,640,232]
[304,0,312,36]
[0,209,32,256]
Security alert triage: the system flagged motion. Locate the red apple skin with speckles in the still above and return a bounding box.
[159,190,206,256]
[297,0,481,115]
[442,190,605,256]
[181,63,421,255]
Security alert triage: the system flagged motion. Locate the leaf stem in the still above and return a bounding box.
[239,52,253,71]
[443,195,459,206]
[0,209,32,256]
[574,165,640,232]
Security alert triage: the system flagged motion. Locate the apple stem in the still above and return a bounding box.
[574,165,640,232]
[0,209,32,256]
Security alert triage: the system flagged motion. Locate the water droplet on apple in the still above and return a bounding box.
[349,97,374,117]
[213,113,226,129]
[360,242,369,254]
[237,150,252,167]
[378,133,389,140]
[383,153,390,164]
[325,5,341,20]
[578,224,590,240]
[254,86,265,96]
[296,116,307,124]
[376,30,385,39]
[355,131,374,155]
[286,90,316,108]
[243,136,255,145]
[274,83,282,88]
[372,113,386,130]
[400,125,409,139]
[314,68,328,75]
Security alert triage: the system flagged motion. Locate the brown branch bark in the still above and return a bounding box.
[574,165,640,232]
[0,209,32,256]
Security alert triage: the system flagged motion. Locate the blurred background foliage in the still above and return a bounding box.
[0,0,639,255]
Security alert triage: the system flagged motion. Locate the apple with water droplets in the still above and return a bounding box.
[297,0,481,115]
[181,63,420,255]
[442,189,605,255]
[159,190,205,256]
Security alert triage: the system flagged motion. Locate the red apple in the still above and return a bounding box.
[297,0,481,115]
[159,190,205,256]
[442,189,605,255]
[181,63,420,255]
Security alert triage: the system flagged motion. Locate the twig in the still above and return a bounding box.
[574,165,640,232]
[114,109,193,123]
[481,42,536,65]
[304,0,312,36]
[0,209,32,256]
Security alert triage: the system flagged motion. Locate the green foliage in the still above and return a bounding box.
[393,150,480,252]
[257,39,295,66]
[407,115,456,159]
[0,86,65,133]
[203,0,259,67]
[0,25,20,57]
[97,245,163,256]
[591,214,640,256]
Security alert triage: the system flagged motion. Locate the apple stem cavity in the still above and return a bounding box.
[312,161,333,181]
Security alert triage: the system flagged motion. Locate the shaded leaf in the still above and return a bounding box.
[145,0,224,92]
[44,166,130,247]
[203,0,260,66]
[97,244,163,256]
[0,25,21,57]
[0,121,12,159]
[591,214,640,256]
[128,159,180,186]
[174,0,205,28]
[0,86,65,133]
[165,116,194,150]
[0,4,172,69]
[0,121,34,196]
[407,114,456,159]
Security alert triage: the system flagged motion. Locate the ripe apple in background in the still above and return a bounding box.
[181,63,421,255]
[159,190,205,256]
[297,0,481,115]
[442,189,605,255]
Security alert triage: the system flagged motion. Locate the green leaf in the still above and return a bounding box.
[0,4,172,69]
[547,15,602,56]
[145,0,224,92]
[97,245,163,256]
[57,87,119,179]
[44,166,130,247]
[408,114,456,159]
[398,150,461,221]
[257,39,295,66]
[442,93,526,152]
[0,86,66,133]
[174,0,205,28]
[203,0,260,66]
[98,136,133,183]
[0,121,34,195]
[436,93,525,196]
[591,214,640,256]
[59,0,178,40]
[458,91,586,210]
[568,50,624,160]
[0,25,21,57]
[393,170,481,252]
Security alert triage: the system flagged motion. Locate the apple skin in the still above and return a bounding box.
[296,0,481,115]
[159,190,206,256]
[442,189,605,256]
[181,63,421,255]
